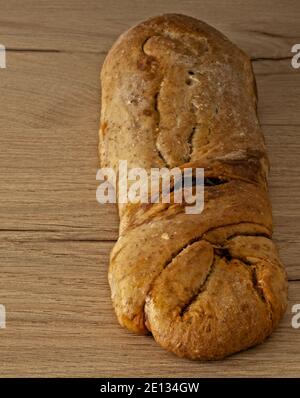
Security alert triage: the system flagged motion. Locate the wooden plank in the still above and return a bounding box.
[0,52,102,130]
[0,129,120,240]
[264,125,300,280]
[0,238,300,377]
[0,0,299,58]
[0,54,299,130]
[0,53,299,275]
[0,124,299,278]
[0,51,120,240]
[257,73,300,126]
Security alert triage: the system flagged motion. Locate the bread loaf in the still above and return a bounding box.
[99,14,288,360]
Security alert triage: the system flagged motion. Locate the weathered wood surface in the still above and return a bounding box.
[0,0,300,377]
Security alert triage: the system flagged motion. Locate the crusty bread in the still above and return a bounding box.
[99,14,288,360]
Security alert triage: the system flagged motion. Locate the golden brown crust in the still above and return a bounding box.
[100,14,288,360]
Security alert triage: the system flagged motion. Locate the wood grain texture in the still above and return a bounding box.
[0,0,300,377]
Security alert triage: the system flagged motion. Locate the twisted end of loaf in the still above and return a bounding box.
[145,236,287,359]
[108,177,287,359]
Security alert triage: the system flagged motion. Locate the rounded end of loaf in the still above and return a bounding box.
[144,237,287,360]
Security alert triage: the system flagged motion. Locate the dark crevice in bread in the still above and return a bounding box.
[179,256,216,317]
[251,266,267,302]
[142,223,275,330]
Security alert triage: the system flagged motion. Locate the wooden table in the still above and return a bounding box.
[0,0,300,377]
